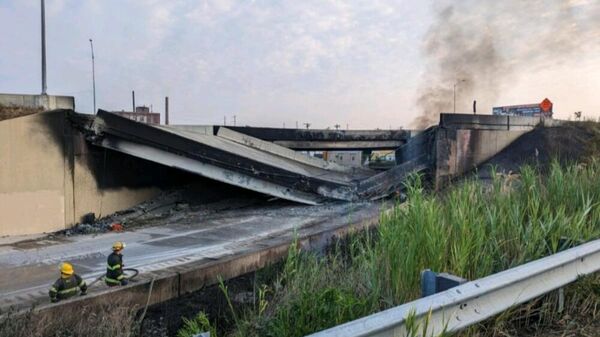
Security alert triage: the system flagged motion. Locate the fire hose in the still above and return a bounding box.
[87,268,139,287]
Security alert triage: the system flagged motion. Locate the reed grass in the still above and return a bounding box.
[181,160,600,337]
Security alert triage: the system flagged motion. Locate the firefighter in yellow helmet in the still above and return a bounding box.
[105,241,128,286]
[49,262,87,302]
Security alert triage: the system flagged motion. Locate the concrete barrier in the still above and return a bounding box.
[0,93,75,110]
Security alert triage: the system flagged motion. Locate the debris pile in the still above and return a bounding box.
[59,186,266,237]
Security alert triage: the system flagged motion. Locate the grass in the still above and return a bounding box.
[0,298,141,337]
[180,160,600,337]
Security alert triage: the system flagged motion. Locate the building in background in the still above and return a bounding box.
[323,151,364,168]
[113,106,160,124]
[492,98,553,118]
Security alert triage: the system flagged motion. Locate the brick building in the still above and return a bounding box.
[112,106,160,124]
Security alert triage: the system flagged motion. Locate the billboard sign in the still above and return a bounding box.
[493,98,553,117]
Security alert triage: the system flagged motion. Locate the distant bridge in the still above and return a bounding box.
[217,126,414,151]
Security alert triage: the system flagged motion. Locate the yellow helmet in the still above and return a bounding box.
[112,241,125,251]
[59,262,74,275]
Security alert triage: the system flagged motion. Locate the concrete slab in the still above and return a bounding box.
[154,125,363,184]
[216,127,357,173]
[90,111,376,204]
[98,137,326,205]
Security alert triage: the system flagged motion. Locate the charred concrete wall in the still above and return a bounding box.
[433,114,561,187]
[434,128,529,186]
[0,110,198,236]
[0,110,68,235]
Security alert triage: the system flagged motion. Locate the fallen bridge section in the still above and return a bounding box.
[89,111,376,204]
[82,111,419,204]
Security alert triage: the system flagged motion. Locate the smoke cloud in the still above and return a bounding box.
[413,0,600,128]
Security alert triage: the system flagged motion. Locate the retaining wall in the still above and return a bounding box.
[0,110,197,236]
[433,113,561,186]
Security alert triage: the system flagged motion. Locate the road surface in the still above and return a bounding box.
[0,200,381,310]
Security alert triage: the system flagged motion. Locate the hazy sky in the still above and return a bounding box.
[0,0,598,128]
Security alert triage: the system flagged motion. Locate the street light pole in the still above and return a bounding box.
[89,39,96,113]
[41,0,47,95]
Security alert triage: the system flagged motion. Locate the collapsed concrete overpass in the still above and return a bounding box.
[0,108,420,236]
[79,110,424,205]
[0,108,557,236]
[1,109,567,320]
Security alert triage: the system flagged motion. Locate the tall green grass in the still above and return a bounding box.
[181,160,600,337]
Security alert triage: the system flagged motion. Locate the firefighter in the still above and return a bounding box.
[105,241,128,286]
[49,262,87,303]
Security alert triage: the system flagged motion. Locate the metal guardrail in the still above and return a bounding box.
[307,239,600,337]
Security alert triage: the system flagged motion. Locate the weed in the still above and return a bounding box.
[182,160,600,337]
[0,297,140,337]
[177,312,216,337]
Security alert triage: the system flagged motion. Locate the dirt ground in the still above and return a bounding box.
[140,272,263,337]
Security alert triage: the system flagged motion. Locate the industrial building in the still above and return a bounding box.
[112,106,160,124]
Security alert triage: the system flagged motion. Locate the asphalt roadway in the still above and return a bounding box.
[0,200,382,311]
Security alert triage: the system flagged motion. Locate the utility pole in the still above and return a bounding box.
[224,116,226,125]
[89,39,96,113]
[165,96,169,125]
[41,0,47,95]
[132,90,135,113]
[233,115,236,126]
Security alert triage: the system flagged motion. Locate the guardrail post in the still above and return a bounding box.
[421,269,437,297]
[421,269,467,297]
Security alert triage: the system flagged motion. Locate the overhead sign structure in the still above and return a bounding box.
[493,98,553,117]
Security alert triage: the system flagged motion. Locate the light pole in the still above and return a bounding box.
[41,0,47,95]
[89,39,96,113]
[453,79,466,113]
